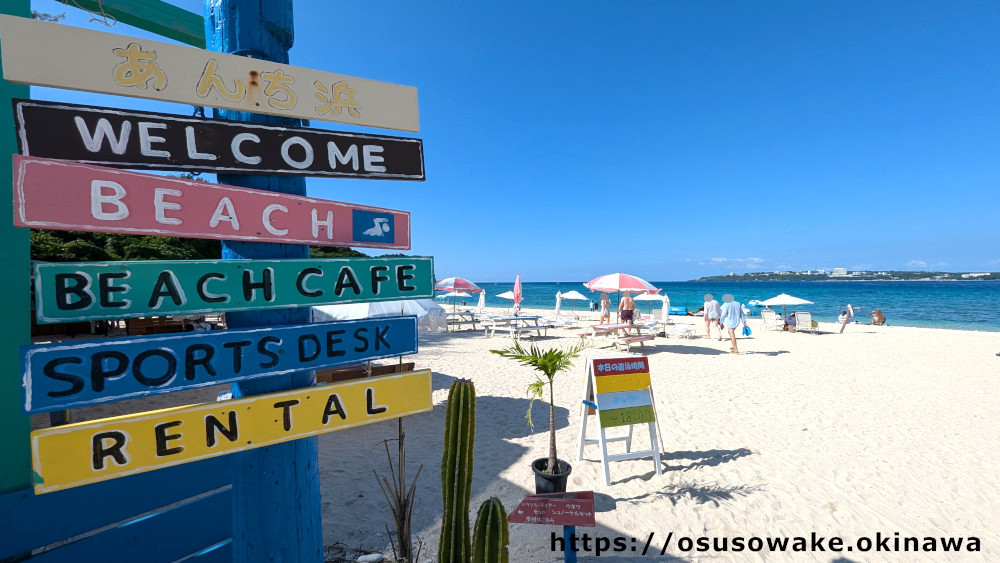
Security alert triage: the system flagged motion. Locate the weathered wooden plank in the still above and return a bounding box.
[597,405,656,429]
[23,317,419,413]
[14,99,425,179]
[184,539,233,562]
[32,256,434,322]
[13,156,412,249]
[31,370,433,493]
[30,487,231,563]
[0,456,231,557]
[63,0,205,48]
[0,15,419,131]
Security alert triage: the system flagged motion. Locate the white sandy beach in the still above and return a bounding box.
[35,309,1000,561]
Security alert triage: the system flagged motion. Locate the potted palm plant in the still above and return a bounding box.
[491,340,584,493]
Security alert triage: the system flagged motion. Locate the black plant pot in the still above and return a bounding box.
[532,457,572,494]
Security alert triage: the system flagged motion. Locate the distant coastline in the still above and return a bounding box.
[692,270,1000,282]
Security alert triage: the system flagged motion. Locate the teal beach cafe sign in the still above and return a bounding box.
[33,256,434,323]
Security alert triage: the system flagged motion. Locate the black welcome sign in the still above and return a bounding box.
[13,99,425,180]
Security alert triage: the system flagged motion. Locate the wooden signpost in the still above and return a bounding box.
[33,256,435,322]
[13,100,425,179]
[31,369,433,494]
[0,15,420,132]
[22,316,419,413]
[576,356,662,486]
[13,156,412,248]
[0,3,428,559]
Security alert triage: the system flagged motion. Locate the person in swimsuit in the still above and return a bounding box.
[618,292,636,324]
[599,293,611,324]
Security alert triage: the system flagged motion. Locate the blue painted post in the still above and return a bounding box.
[205,1,322,560]
[563,525,577,563]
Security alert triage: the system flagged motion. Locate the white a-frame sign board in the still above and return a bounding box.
[576,355,662,485]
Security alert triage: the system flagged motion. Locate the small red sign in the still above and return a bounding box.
[591,357,649,377]
[508,491,596,527]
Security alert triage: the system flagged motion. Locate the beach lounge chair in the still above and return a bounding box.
[761,310,784,331]
[667,323,696,338]
[795,311,816,333]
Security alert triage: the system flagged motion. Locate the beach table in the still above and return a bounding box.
[446,311,480,331]
[484,316,553,339]
[578,323,654,350]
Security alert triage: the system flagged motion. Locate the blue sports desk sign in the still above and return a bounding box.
[22,317,418,413]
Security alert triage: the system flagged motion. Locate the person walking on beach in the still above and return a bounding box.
[599,292,611,324]
[703,294,722,339]
[719,294,748,354]
[618,292,636,324]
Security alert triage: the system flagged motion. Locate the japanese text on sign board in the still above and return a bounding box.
[0,15,420,131]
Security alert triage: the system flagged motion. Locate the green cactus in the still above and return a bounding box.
[439,379,476,563]
[472,497,509,563]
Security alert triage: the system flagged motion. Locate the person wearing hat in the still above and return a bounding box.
[719,294,748,354]
[703,294,722,339]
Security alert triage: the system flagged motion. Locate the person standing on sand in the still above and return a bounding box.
[719,294,748,354]
[599,292,611,324]
[618,292,636,324]
[703,294,722,339]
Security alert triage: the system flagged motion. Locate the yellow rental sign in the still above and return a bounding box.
[31,370,432,494]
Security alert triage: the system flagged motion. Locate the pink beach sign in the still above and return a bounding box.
[12,156,410,249]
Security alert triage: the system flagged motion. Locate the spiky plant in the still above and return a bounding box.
[490,341,584,473]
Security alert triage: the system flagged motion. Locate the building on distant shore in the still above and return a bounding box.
[830,267,849,277]
[961,273,990,278]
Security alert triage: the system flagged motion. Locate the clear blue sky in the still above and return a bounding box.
[28,0,1000,281]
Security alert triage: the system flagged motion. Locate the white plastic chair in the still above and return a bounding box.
[761,310,784,331]
[795,311,816,333]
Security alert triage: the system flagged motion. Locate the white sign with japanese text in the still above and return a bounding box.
[0,15,419,132]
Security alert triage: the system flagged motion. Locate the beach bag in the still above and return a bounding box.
[742,325,752,336]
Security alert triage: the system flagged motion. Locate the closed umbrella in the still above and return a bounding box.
[513,274,523,315]
[759,293,813,318]
[554,291,562,317]
[476,291,486,316]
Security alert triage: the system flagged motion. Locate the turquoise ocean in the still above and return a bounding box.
[442,281,1000,332]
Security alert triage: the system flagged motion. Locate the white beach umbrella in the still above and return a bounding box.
[558,289,588,313]
[436,291,471,311]
[555,292,562,316]
[759,293,814,318]
[476,291,486,315]
[633,292,664,314]
[496,291,516,300]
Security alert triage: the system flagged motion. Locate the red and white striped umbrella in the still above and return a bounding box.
[584,273,659,294]
[435,276,483,293]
